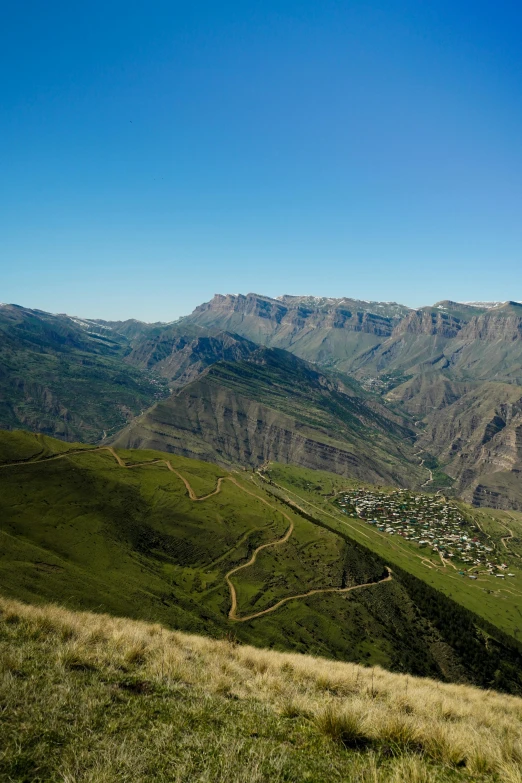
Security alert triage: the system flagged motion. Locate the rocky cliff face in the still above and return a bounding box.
[352,302,522,382]
[392,308,466,339]
[458,302,522,342]
[187,295,522,380]
[185,293,413,370]
[188,293,408,339]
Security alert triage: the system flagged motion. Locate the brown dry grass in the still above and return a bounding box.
[1,595,522,782]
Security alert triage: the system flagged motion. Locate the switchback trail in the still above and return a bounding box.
[497,518,521,559]
[0,445,225,502]
[1,448,393,620]
[228,567,393,622]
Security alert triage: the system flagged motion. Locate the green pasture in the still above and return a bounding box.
[1,430,522,691]
[265,463,522,643]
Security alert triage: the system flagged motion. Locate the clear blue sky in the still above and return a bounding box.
[1,1,521,320]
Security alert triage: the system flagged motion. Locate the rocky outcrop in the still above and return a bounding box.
[353,302,522,382]
[392,308,465,339]
[188,293,408,341]
[458,302,522,342]
[184,294,413,371]
[417,383,522,509]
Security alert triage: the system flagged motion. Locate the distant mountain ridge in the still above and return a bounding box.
[182,293,522,508]
[183,294,522,377]
[4,294,522,508]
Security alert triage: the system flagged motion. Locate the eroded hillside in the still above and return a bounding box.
[112,346,424,488]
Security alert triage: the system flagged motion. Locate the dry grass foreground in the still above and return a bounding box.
[1,597,522,782]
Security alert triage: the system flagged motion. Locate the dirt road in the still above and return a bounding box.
[227,567,393,622]
[1,447,394,621]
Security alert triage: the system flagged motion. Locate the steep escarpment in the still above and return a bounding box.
[458,302,522,342]
[113,347,424,487]
[352,303,481,378]
[185,293,411,369]
[392,306,467,338]
[186,295,522,387]
[355,301,522,383]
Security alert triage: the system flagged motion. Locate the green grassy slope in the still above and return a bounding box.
[262,463,522,645]
[1,430,522,693]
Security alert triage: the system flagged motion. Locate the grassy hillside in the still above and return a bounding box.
[2,596,522,782]
[261,463,522,645]
[2,430,522,694]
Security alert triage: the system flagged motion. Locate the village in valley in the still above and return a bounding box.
[335,488,516,579]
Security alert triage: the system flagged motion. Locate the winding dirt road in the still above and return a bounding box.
[498,519,521,559]
[421,468,434,487]
[0,446,226,502]
[227,566,393,622]
[1,447,394,620]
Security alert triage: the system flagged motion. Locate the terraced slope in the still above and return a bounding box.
[1,430,522,692]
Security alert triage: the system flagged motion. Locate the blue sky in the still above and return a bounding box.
[1,1,521,320]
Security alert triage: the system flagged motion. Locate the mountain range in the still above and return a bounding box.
[2,292,522,509]
[3,294,522,777]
